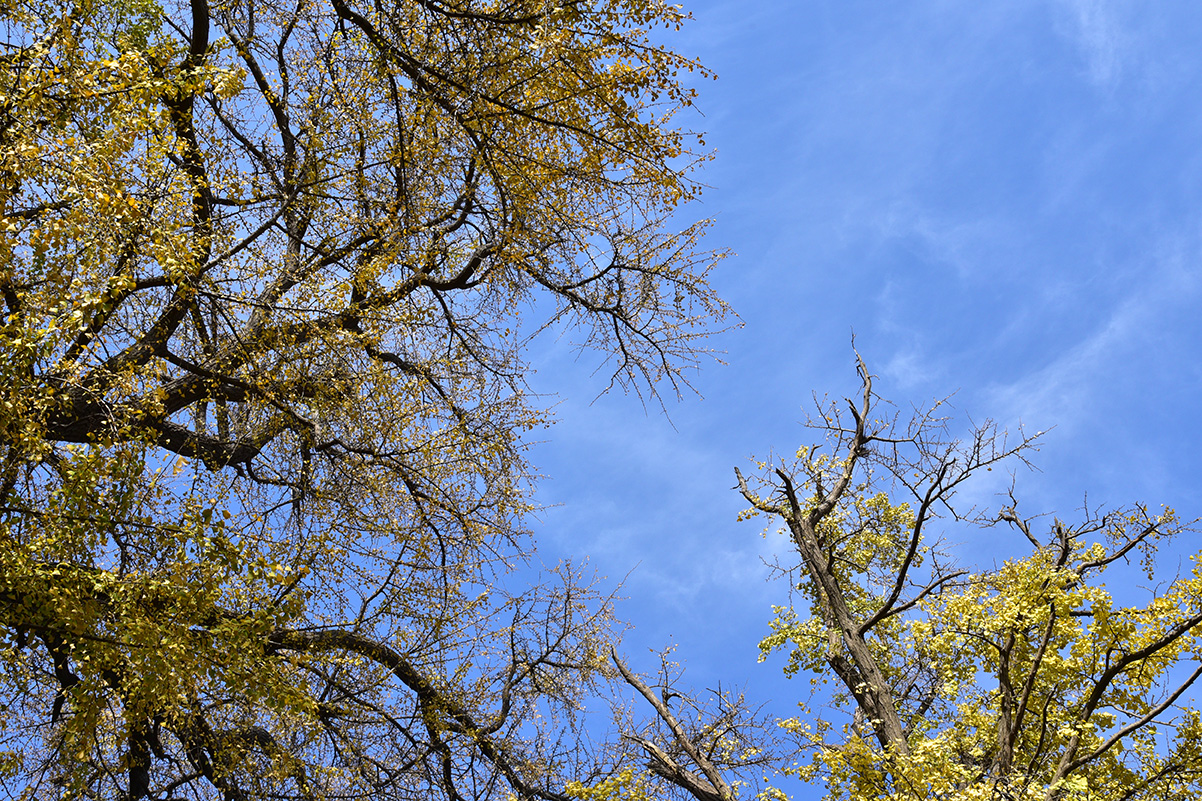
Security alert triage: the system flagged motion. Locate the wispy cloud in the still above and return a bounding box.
[879,202,1019,281]
[985,297,1139,432]
[983,224,1202,433]
[1054,0,1138,87]
[882,346,939,390]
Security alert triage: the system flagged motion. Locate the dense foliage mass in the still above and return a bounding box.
[0,0,728,797]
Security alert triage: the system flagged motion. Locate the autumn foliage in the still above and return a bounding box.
[2,0,1200,800]
[0,0,726,797]
[736,361,1202,801]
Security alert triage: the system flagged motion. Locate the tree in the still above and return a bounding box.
[605,647,779,801]
[0,0,728,796]
[735,358,1202,801]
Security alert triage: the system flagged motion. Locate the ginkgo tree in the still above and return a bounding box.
[732,358,1202,801]
[0,0,730,797]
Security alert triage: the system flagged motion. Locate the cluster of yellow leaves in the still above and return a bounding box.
[565,768,653,801]
[751,444,1202,801]
[758,491,916,682]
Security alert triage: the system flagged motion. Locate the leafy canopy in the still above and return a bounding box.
[0,0,727,797]
[737,361,1202,801]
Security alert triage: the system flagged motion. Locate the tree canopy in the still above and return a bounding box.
[4,0,1201,799]
[733,360,1202,801]
[0,0,728,796]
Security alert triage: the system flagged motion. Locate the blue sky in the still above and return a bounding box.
[525,0,1202,788]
